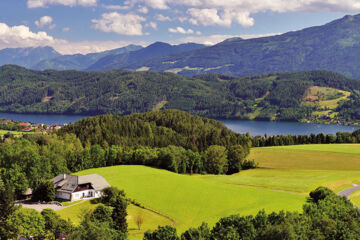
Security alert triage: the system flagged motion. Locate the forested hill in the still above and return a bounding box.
[0,65,360,124]
[59,110,250,152]
[121,14,360,79]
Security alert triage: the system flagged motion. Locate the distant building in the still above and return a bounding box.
[52,174,110,201]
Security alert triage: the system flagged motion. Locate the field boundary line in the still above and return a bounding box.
[222,183,308,196]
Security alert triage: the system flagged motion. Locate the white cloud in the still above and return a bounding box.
[146,22,157,30]
[0,22,147,55]
[187,8,254,27]
[92,12,146,36]
[27,0,97,8]
[0,22,62,48]
[154,14,172,21]
[132,0,360,27]
[62,27,70,32]
[177,33,281,45]
[35,16,55,29]
[138,6,149,14]
[168,27,194,34]
[101,4,130,10]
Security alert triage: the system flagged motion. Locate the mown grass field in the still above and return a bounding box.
[72,166,305,235]
[56,144,360,239]
[249,144,360,170]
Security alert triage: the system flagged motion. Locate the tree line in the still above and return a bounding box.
[250,129,360,147]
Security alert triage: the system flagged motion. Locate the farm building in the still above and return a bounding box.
[52,173,110,201]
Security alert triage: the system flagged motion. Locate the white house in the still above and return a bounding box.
[52,173,110,201]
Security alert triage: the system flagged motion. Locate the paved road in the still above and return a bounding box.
[337,184,360,198]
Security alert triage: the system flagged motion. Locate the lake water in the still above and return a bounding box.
[0,112,358,136]
[221,119,359,136]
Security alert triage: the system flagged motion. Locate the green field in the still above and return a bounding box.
[56,144,360,239]
[71,166,304,235]
[249,144,360,170]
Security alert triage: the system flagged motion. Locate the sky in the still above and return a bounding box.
[0,0,359,54]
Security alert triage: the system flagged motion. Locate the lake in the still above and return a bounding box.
[0,112,358,136]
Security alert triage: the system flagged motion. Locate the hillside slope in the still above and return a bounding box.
[122,14,360,79]
[87,42,206,71]
[0,46,60,68]
[33,44,142,71]
[0,65,359,124]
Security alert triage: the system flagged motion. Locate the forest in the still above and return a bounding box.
[0,65,360,123]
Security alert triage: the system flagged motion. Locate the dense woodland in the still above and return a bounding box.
[251,130,360,147]
[1,65,360,123]
[144,187,360,240]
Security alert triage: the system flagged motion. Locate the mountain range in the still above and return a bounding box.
[2,14,360,79]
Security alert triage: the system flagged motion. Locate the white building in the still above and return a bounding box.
[52,173,110,201]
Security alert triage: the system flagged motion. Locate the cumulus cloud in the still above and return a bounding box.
[27,0,97,8]
[92,12,146,36]
[35,16,55,29]
[154,14,172,21]
[131,0,360,27]
[138,6,149,14]
[0,22,148,55]
[168,27,195,34]
[146,22,158,30]
[101,4,130,10]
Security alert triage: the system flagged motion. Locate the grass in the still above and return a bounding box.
[61,200,83,207]
[74,166,305,234]
[303,86,350,109]
[0,130,24,135]
[57,144,360,239]
[349,190,360,207]
[200,169,360,194]
[249,145,360,170]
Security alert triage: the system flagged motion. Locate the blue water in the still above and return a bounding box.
[0,112,88,125]
[221,120,359,136]
[0,112,357,136]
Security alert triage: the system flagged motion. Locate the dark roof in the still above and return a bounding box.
[52,173,110,193]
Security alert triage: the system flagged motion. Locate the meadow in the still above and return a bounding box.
[56,144,360,239]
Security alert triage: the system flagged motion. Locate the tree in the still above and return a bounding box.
[41,208,74,238]
[227,145,246,174]
[100,186,125,206]
[135,212,144,230]
[0,164,29,198]
[144,225,179,240]
[91,204,113,225]
[0,182,16,240]
[5,208,45,239]
[32,180,56,202]
[205,145,228,174]
[181,222,210,240]
[111,195,128,234]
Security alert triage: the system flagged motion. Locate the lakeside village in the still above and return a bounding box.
[0,118,64,134]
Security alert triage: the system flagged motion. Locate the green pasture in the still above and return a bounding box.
[200,169,360,194]
[74,166,304,233]
[249,144,360,170]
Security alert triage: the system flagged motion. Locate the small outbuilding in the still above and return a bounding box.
[52,173,110,202]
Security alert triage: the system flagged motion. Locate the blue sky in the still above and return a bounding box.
[0,0,358,54]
